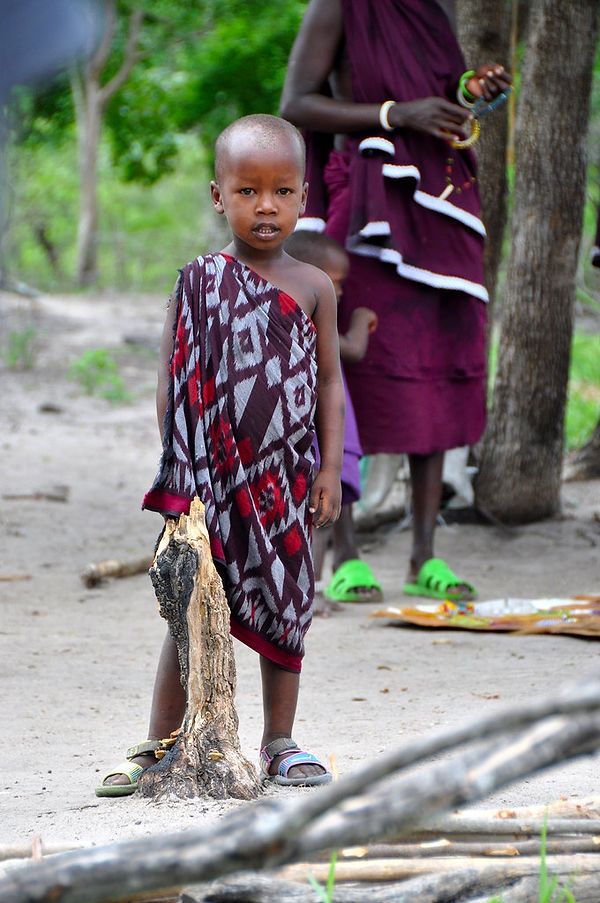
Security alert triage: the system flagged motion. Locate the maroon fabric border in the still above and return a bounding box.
[142,489,225,561]
[142,488,192,516]
[230,617,303,673]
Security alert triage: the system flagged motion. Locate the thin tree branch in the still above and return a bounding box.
[88,0,117,81]
[98,7,144,107]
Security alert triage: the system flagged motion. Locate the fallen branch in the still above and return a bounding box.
[185,868,600,903]
[3,485,69,503]
[2,674,600,903]
[330,835,600,858]
[278,852,600,883]
[80,556,153,588]
[0,842,82,863]
[0,575,32,583]
[400,815,600,839]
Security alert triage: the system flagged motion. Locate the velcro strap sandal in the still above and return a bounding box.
[259,737,332,787]
[96,736,176,798]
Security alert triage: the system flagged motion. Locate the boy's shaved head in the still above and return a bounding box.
[285,229,347,269]
[215,114,306,181]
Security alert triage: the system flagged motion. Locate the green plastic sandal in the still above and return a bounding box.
[324,558,383,603]
[403,557,477,602]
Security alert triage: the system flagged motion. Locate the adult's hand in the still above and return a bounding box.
[467,64,512,102]
[388,97,471,141]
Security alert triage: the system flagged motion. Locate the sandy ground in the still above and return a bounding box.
[1,288,599,859]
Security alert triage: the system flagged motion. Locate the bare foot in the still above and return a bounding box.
[313,590,344,618]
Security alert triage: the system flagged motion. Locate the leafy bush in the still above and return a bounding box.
[68,348,130,402]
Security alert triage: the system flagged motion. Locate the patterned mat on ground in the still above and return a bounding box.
[372,596,600,637]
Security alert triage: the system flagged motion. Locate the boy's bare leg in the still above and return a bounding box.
[312,524,342,616]
[408,451,472,595]
[260,656,326,779]
[103,631,185,787]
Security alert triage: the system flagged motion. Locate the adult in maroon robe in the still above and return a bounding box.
[281,0,510,597]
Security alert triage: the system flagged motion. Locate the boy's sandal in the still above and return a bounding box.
[403,557,477,602]
[259,737,332,787]
[324,558,383,604]
[95,736,178,798]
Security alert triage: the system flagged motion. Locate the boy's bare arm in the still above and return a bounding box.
[339,307,378,365]
[311,272,345,527]
[156,282,179,441]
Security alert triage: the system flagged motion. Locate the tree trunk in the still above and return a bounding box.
[456,0,512,309]
[72,2,143,287]
[563,416,600,481]
[138,498,262,801]
[476,0,598,523]
[75,81,102,287]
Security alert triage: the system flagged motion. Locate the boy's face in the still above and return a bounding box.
[211,138,308,252]
[322,248,349,301]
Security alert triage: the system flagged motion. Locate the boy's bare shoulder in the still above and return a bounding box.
[285,256,335,301]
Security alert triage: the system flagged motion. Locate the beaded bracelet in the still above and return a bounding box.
[379,100,396,132]
[449,117,481,150]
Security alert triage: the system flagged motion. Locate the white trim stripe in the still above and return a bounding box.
[347,237,489,303]
[382,163,420,180]
[381,163,486,237]
[359,136,395,156]
[359,220,391,238]
[295,217,326,233]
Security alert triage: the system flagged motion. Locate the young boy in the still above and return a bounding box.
[286,231,381,616]
[96,114,344,795]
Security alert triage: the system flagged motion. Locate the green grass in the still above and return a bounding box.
[488,817,577,903]
[488,331,600,450]
[565,333,600,450]
[68,348,131,402]
[3,327,37,369]
[307,850,338,903]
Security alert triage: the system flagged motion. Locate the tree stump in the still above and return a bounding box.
[138,498,262,801]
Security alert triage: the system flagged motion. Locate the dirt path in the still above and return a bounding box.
[1,289,599,852]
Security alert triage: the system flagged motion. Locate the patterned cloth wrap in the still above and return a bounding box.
[143,253,318,673]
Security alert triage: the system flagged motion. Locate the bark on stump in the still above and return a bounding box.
[138,498,262,801]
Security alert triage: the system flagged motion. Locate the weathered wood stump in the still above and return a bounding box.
[138,498,262,800]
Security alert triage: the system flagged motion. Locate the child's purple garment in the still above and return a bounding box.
[341,371,361,503]
[297,0,488,456]
[314,370,362,505]
[143,253,317,673]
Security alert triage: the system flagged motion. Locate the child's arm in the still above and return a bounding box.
[156,281,179,440]
[311,272,345,528]
[339,307,378,364]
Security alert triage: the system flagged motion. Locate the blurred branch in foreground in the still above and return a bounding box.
[2,672,600,902]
